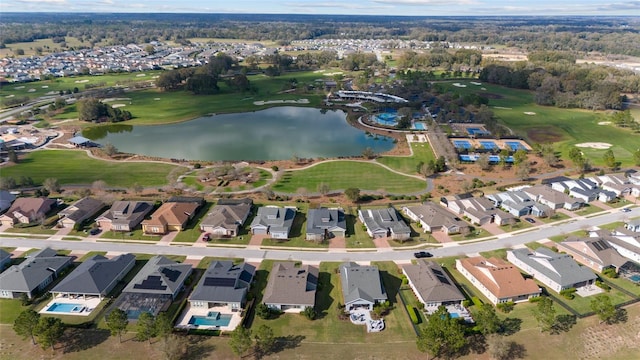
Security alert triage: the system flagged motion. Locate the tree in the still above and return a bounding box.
[634,149,640,166]
[135,312,156,343]
[416,306,467,360]
[361,147,375,159]
[532,297,556,333]
[516,161,531,180]
[43,177,60,193]
[13,309,40,345]
[7,148,18,163]
[602,149,617,170]
[590,294,617,324]
[103,142,118,157]
[255,303,272,319]
[317,182,330,196]
[487,334,526,360]
[161,334,188,360]
[0,176,17,190]
[92,180,107,193]
[35,316,64,350]
[475,304,501,335]
[106,309,128,343]
[253,324,276,356]
[344,188,360,202]
[130,183,144,195]
[513,149,528,166]
[302,306,317,320]
[477,153,491,171]
[229,326,253,357]
[154,312,173,341]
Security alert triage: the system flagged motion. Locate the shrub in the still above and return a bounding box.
[462,299,471,308]
[471,296,483,307]
[271,165,279,171]
[595,279,611,292]
[602,268,618,278]
[255,303,272,319]
[496,301,514,313]
[193,163,201,169]
[406,305,420,324]
[528,296,542,303]
[560,288,576,300]
[302,307,316,320]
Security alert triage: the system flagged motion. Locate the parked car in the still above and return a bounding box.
[621,208,631,213]
[203,233,211,241]
[89,228,101,235]
[524,217,535,224]
[414,251,433,258]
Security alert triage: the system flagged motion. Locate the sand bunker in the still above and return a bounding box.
[481,87,486,90]
[524,112,536,115]
[470,81,482,85]
[494,106,512,110]
[324,72,343,76]
[136,74,146,77]
[27,89,36,92]
[598,121,612,125]
[15,86,25,89]
[313,70,325,73]
[74,79,89,83]
[253,99,309,105]
[5,94,15,98]
[575,142,612,149]
[102,97,131,103]
[111,104,126,108]
[452,83,467,88]
[154,98,161,101]
[41,85,48,88]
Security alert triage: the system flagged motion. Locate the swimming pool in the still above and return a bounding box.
[629,274,640,282]
[46,303,84,313]
[374,113,398,126]
[188,313,232,327]
[412,122,427,130]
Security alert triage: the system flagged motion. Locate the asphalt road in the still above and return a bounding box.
[1,207,637,263]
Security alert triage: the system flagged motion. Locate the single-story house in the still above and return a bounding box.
[456,256,541,304]
[263,262,318,312]
[557,237,631,273]
[403,202,469,235]
[189,260,255,312]
[0,190,16,214]
[339,262,388,311]
[0,197,57,227]
[200,199,253,237]
[500,199,532,217]
[57,197,104,228]
[523,185,584,210]
[597,190,617,203]
[142,200,201,234]
[507,248,596,293]
[530,203,552,217]
[625,219,640,233]
[96,200,154,232]
[358,208,411,240]
[250,206,296,239]
[402,260,464,308]
[0,249,12,271]
[51,253,136,300]
[306,207,347,241]
[0,248,73,299]
[598,230,640,264]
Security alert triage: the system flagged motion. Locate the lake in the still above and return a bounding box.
[84,107,395,161]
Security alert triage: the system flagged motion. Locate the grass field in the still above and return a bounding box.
[272,161,427,194]
[0,37,106,58]
[438,80,640,166]
[376,142,436,175]
[1,150,183,187]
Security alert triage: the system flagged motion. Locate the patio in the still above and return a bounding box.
[175,303,242,332]
[575,284,604,297]
[425,304,474,323]
[40,295,102,316]
[349,309,385,333]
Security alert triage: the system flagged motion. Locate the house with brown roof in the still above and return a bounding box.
[402,260,465,309]
[142,201,201,235]
[557,236,631,273]
[456,256,541,304]
[0,197,57,227]
[96,200,154,232]
[57,197,104,229]
[199,199,253,237]
[403,202,469,235]
[263,261,318,312]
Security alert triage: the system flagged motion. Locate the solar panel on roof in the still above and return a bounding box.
[592,240,609,251]
[435,275,450,285]
[134,275,168,290]
[239,270,253,283]
[161,267,182,282]
[203,277,236,287]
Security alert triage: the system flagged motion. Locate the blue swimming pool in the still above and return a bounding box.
[46,303,84,313]
[629,274,640,282]
[412,122,427,130]
[189,313,232,327]
[374,113,398,126]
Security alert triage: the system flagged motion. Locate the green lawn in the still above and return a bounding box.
[574,204,604,216]
[272,161,427,194]
[0,299,29,324]
[2,150,183,187]
[4,227,57,235]
[450,227,492,242]
[376,142,436,175]
[100,228,161,241]
[438,80,640,167]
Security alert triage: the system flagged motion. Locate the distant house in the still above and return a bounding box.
[51,253,136,300]
[447,197,495,225]
[456,256,541,304]
[250,206,296,239]
[625,219,640,233]
[0,248,73,299]
[0,197,57,227]
[557,237,631,273]
[263,262,318,312]
[0,249,12,271]
[597,190,617,203]
[306,207,347,241]
[57,197,104,228]
[0,190,16,214]
[339,262,387,311]
[507,248,596,293]
[523,185,583,210]
[597,229,640,264]
[403,202,469,235]
[68,135,98,148]
[200,199,253,237]
[142,200,201,235]
[96,200,154,232]
[189,260,255,312]
[358,208,411,240]
[115,255,192,319]
[402,260,464,309]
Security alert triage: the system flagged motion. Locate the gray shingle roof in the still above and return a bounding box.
[250,206,295,234]
[97,201,154,228]
[339,262,387,305]
[51,253,135,296]
[358,208,410,235]
[306,208,346,235]
[0,248,72,294]
[263,262,318,307]
[402,260,464,304]
[509,248,596,287]
[200,201,252,230]
[58,197,104,222]
[123,255,192,296]
[190,261,255,304]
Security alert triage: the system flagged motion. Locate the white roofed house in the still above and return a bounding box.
[358,207,410,240]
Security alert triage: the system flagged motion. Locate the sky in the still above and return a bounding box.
[1,0,639,16]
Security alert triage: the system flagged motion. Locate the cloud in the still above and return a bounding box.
[282,2,392,10]
[372,0,478,5]
[14,0,67,3]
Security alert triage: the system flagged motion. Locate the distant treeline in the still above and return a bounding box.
[1,13,639,56]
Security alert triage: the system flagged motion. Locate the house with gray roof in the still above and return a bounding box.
[57,197,104,228]
[358,208,410,240]
[402,260,464,309]
[403,202,469,235]
[250,206,296,239]
[523,185,584,210]
[507,248,596,293]
[0,249,12,271]
[189,261,255,312]
[263,262,318,312]
[557,237,631,273]
[339,262,387,311]
[51,253,135,300]
[200,199,253,237]
[0,190,16,214]
[96,201,154,232]
[625,219,640,233]
[306,207,346,241]
[0,248,72,299]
